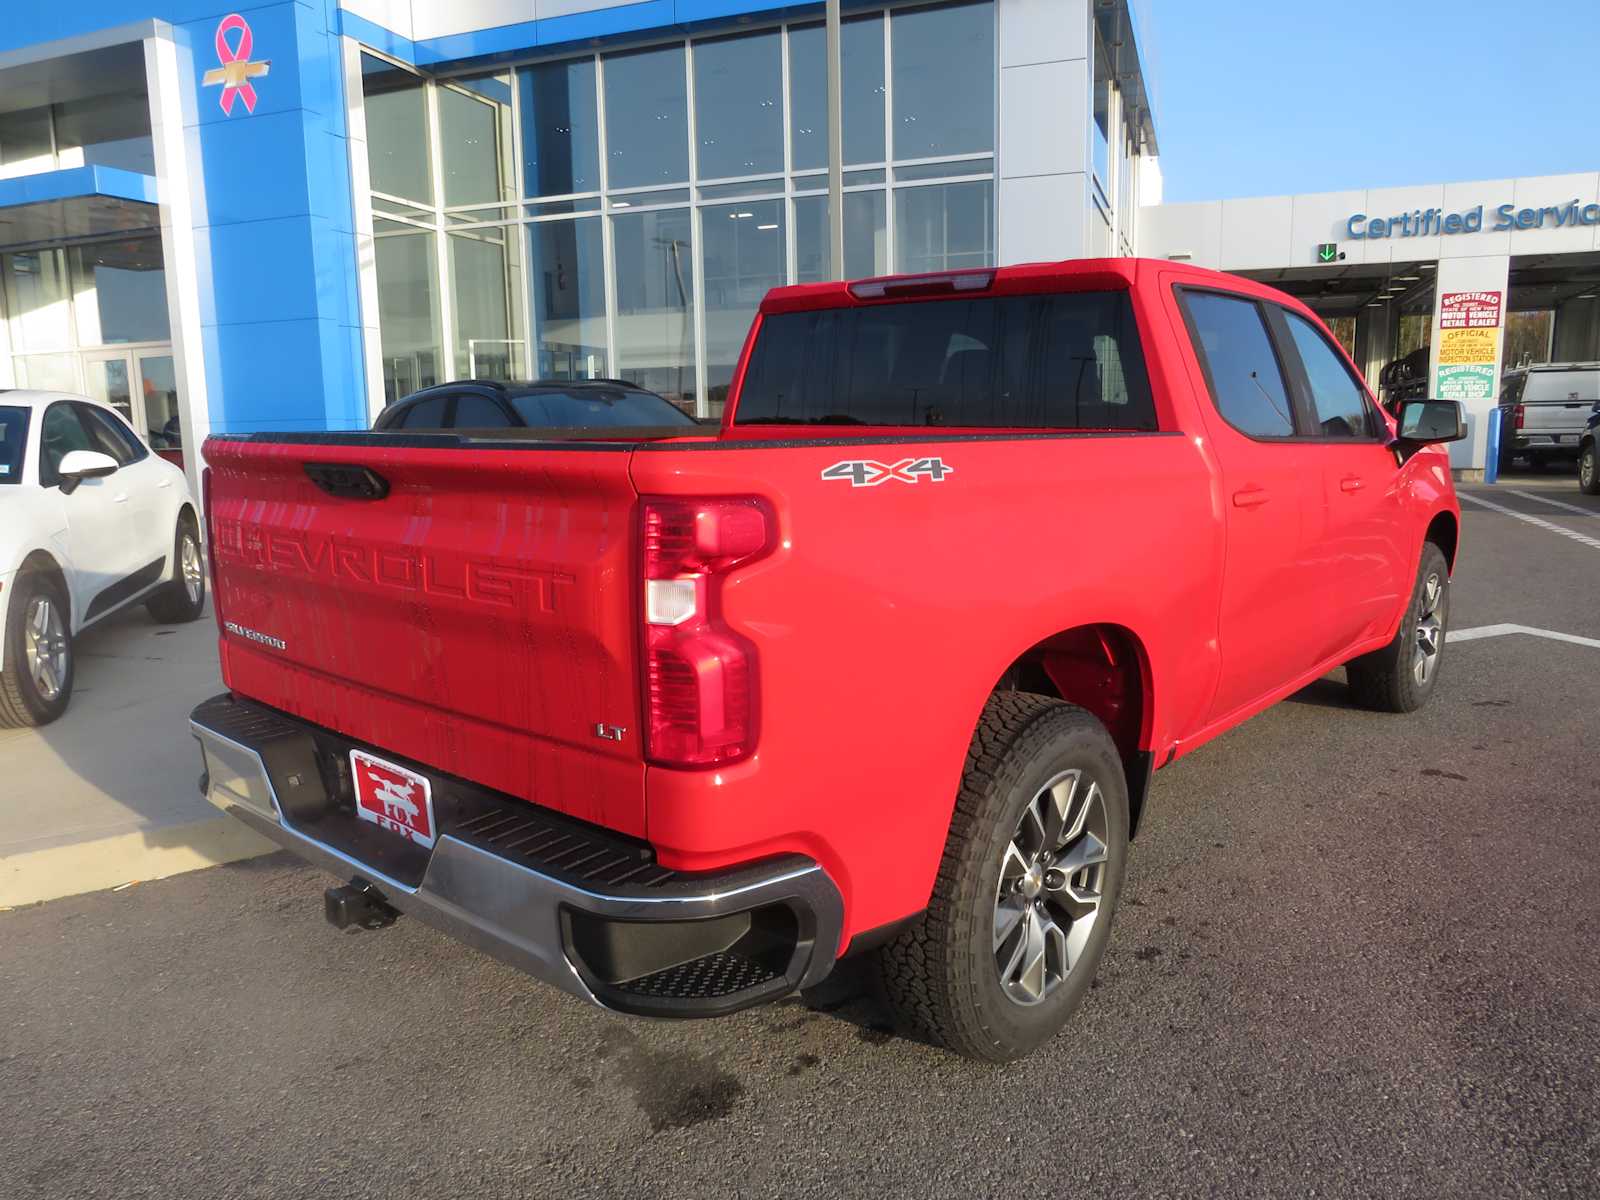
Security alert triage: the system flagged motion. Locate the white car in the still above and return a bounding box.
[0,390,205,728]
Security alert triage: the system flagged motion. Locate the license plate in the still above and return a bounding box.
[350,749,436,848]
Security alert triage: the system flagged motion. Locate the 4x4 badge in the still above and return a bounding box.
[821,457,954,488]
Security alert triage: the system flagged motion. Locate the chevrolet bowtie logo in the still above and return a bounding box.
[202,13,270,116]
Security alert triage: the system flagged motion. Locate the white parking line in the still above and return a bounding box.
[1458,491,1600,550]
[1504,489,1599,518]
[1448,623,1600,650]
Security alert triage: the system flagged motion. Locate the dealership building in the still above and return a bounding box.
[0,0,1153,495]
[0,0,1594,492]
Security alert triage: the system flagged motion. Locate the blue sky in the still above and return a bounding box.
[1143,0,1600,203]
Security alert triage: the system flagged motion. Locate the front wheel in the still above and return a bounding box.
[1579,443,1600,496]
[874,694,1129,1062]
[146,515,206,624]
[1346,542,1450,713]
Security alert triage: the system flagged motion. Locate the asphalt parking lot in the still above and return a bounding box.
[5,473,1599,1200]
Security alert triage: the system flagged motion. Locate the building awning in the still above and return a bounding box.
[0,165,159,251]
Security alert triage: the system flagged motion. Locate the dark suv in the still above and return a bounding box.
[375,379,698,433]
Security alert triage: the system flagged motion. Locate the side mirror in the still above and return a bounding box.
[57,449,120,494]
[1395,399,1467,446]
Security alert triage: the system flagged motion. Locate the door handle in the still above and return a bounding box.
[1232,486,1271,509]
[157,477,173,488]
[1339,475,1365,493]
[111,493,130,504]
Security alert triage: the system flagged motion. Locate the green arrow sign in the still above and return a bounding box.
[1316,243,1339,263]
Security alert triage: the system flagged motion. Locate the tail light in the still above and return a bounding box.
[1512,403,1526,429]
[202,467,224,634]
[640,497,775,768]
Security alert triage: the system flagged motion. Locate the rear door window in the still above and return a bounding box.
[451,393,515,428]
[0,405,27,484]
[734,291,1156,430]
[1281,312,1375,439]
[1179,291,1296,438]
[390,395,449,429]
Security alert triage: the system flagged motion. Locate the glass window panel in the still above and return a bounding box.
[891,2,994,161]
[603,45,689,190]
[39,402,94,487]
[893,181,993,274]
[702,199,786,413]
[794,191,887,284]
[693,32,782,182]
[526,197,601,216]
[1092,28,1111,189]
[452,392,514,428]
[608,189,690,209]
[1180,292,1295,438]
[0,104,53,175]
[394,394,447,428]
[788,17,885,172]
[518,58,601,198]
[894,158,991,182]
[449,227,525,381]
[0,405,28,484]
[15,354,79,393]
[362,56,433,204]
[137,354,182,448]
[69,237,170,345]
[527,217,608,380]
[734,291,1155,430]
[374,230,442,403]
[84,360,134,426]
[1285,312,1374,438]
[438,74,514,207]
[53,92,154,175]
[611,207,696,411]
[2,249,73,352]
[698,178,784,201]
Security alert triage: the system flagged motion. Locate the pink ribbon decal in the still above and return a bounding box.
[202,13,270,116]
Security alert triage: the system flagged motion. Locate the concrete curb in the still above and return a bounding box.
[0,818,275,909]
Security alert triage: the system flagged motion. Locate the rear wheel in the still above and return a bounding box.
[0,570,74,729]
[874,694,1129,1062]
[146,515,206,624]
[1579,443,1600,495]
[1346,542,1449,713]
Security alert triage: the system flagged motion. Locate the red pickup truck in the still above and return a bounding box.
[192,258,1464,1061]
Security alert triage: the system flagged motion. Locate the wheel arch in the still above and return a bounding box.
[1425,509,1459,574]
[1,550,70,672]
[990,622,1156,837]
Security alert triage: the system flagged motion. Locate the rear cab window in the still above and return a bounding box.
[0,405,27,483]
[733,290,1157,431]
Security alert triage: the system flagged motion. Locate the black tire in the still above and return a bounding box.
[0,568,74,729]
[1579,443,1600,496]
[146,514,206,624]
[1346,542,1450,714]
[874,693,1130,1062]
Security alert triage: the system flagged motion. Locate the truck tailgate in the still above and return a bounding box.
[204,435,645,835]
[1520,401,1592,436]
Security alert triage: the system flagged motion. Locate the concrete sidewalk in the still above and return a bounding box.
[0,598,272,907]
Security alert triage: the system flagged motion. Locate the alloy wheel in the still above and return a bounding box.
[993,769,1109,1005]
[181,533,204,605]
[1414,571,1445,686]
[23,595,69,702]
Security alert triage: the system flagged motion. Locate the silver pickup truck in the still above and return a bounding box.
[1499,362,1600,470]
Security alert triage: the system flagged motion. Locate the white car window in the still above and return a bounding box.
[0,404,27,484]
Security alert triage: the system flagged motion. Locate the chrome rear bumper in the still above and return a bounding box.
[191,694,842,1017]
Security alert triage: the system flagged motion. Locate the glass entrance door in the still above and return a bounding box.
[82,350,135,425]
[80,346,183,463]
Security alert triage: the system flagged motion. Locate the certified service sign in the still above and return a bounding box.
[202,13,270,116]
